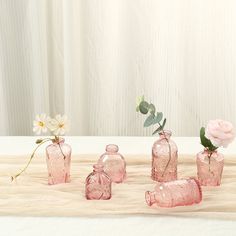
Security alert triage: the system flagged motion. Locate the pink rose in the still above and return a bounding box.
[205,119,235,148]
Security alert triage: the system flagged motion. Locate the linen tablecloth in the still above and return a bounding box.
[0,153,235,220]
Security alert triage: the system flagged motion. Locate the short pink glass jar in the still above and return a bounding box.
[46,138,71,185]
[197,149,224,186]
[152,130,178,182]
[145,178,202,208]
[85,164,112,200]
[98,144,126,183]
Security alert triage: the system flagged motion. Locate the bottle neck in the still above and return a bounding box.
[145,191,156,206]
[159,130,172,140]
[106,144,119,154]
[93,164,104,173]
[52,137,65,145]
[203,148,217,155]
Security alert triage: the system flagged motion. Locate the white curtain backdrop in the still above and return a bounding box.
[0,0,236,136]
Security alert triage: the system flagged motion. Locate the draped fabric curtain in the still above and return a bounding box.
[0,0,236,136]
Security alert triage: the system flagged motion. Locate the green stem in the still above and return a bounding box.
[11,138,52,181]
[207,150,213,173]
[157,122,172,178]
[54,135,66,159]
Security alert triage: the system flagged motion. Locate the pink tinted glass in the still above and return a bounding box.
[46,138,71,185]
[145,178,202,207]
[197,149,224,186]
[98,144,126,183]
[85,164,112,200]
[152,130,178,182]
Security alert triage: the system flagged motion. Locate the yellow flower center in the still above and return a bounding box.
[59,123,64,128]
[38,121,45,127]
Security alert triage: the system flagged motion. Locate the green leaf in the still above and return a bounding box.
[152,112,163,125]
[136,95,145,112]
[36,139,43,144]
[149,104,156,114]
[152,118,166,135]
[152,125,163,135]
[136,95,144,108]
[161,118,166,130]
[200,127,217,151]
[139,101,149,114]
[144,114,155,127]
[200,127,211,147]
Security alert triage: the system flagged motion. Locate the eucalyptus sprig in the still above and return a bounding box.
[136,95,166,135]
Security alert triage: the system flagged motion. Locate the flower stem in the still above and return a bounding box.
[207,150,213,173]
[11,138,52,181]
[157,123,172,178]
[54,136,66,159]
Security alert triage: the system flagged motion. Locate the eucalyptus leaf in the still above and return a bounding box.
[139,101,149,114]
[149,104,156,114]
[144,114,155,127]
[152,125,163,135]
[161,118,166,130]
[152,112,163,125]
[152,118,166,135]
[136,95,144,108]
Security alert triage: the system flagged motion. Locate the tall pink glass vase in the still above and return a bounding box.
[197,149,224,186]
[98,144,126,183]
[145,178,202,207]
[85,164,112,200]
[46,138,71,185]
[152,130,178,182]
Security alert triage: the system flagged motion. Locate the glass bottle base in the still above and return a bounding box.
[151,169,177,182]
[48,174,70,185]
[198,177,221,186]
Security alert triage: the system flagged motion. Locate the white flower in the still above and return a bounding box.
[33,114,50,135]
[49,114,69,136]
[205,119,235,148]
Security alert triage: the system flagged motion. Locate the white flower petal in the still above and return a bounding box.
[42,127,48,133]
[33,126,38,133]
[55,114,62,122]
[35,114,41,121]
[205,119,235,148]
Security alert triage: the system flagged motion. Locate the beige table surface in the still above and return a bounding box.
[0,136,235,236]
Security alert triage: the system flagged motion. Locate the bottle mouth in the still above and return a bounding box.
[203,148,217,154]
[106,144,119,153]
[52,137,65,144]
[93,164,104,172]
[190,178,203,202]
[145,191,155,206]
[159,130,172,136]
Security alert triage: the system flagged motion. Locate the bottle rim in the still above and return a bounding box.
[52,137,65,144]
[145,191,156,206]
[158,130,172,136]
[106,144,119,153]
[93,164,104,171]
[190,178,203,202]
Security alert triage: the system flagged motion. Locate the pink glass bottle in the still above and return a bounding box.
[145,178,202,207]
[152,130,178,182]
[46,138,71,185]
[98,144,126,183]
[85,164,112,200]
[196,149,224,186]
